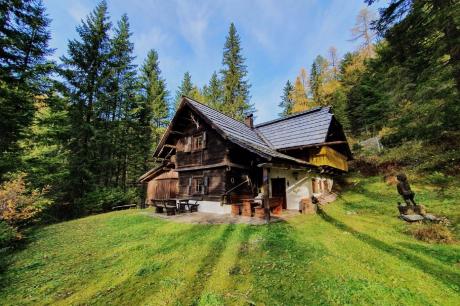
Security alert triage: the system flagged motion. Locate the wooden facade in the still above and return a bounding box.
[140,97,351,213]
[141,169,178,204]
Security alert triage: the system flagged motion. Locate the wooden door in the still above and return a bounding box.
[271,178,287,209]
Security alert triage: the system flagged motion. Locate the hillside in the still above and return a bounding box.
[1,176,459,305]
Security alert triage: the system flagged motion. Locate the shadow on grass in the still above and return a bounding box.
[175,224,236,305]
[67,224,220,305]
[247,222,331,305]
[317,208,460,292]
[339,185,399,215]
[397,241,460,266]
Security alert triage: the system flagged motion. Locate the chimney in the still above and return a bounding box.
[244,114,254,128]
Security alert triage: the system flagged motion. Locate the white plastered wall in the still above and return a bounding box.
[196,201,232,214]
[268,168,333,211]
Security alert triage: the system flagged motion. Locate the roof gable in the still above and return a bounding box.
[154,97,313,165]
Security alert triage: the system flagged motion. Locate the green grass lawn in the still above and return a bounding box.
[1,176,459,305]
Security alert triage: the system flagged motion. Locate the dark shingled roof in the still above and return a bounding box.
[185,98,310,164]
[155,97,347,167]
[255,107,333,150]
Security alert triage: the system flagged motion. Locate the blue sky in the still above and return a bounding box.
[44,0,384,123]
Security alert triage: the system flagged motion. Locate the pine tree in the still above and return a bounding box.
[203,71,223,109]
[220,23,253,120]
[140,49,168,128]
[189,86,205,102]
[104,14,139,189]
[60,1,112,198]
[0,0,53,177]
[175,71,193,108]
[278,80,294,117]
[310,55,329,105]
[19,92,70,195]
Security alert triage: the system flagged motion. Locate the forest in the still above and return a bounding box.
[0,0,459,243]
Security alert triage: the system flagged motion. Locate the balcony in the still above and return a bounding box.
[309,146,348,172]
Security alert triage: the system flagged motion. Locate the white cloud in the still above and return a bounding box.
[175,0,211,56]
[134,27,172,58]
[67,2,89,23]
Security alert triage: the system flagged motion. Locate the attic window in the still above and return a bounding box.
[192,135,203,151]
[191,132,206,151]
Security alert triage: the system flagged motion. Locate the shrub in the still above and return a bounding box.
[425,171,451,188]
[0,173,51,228]
[410,224,455,244]
[77,187,138,214]
[0,220,19,249]
[197,292,225,306]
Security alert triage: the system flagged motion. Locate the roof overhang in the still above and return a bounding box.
[138,164,167,183]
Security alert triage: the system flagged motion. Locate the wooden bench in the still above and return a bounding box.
[112,204,136,211]
[152,200,177,215]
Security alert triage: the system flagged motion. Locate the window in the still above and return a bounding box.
[194,178,204,194]
[192,135,203,151]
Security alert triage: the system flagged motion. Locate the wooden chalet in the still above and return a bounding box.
[140,96,351,215]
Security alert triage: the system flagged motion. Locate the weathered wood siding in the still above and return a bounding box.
[225,168,254,197]
[175,124,227,169]
[177,168,226,201]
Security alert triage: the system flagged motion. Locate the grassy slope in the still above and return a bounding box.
[1,177,459,305]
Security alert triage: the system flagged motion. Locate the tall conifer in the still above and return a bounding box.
[175,71,193,108]
[220,23,253,120]
[0,0,53,177]
[60,1,112,198]
[203,71,223,109]
[279,80,294,117]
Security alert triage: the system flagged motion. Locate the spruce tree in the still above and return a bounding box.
[310,55,329,105]
[203,71,223,109]
[140,49,168,128]
[175,71,193,108]
[60,1,112,198]
[220,23,253,120]
[19,92,70,195]
[278,80,294,117]
[0,0,53,177]
[138,49,169,174]
[105,13,139,189]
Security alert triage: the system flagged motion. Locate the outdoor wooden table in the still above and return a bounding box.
[177,199,199,213]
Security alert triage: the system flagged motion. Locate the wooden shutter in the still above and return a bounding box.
[202,131,207,149]
[203,176,209,195]
[188,177,192,195]
[184,136,191,152]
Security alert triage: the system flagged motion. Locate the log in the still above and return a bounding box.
[231,204,241,216]
[271,204,282,216]
[241,200,252,217]
[254,207,265,219]
[300,198,316,214]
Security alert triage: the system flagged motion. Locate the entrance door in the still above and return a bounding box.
[271,178,287,209]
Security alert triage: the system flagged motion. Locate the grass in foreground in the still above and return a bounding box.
[0,176,459,305]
